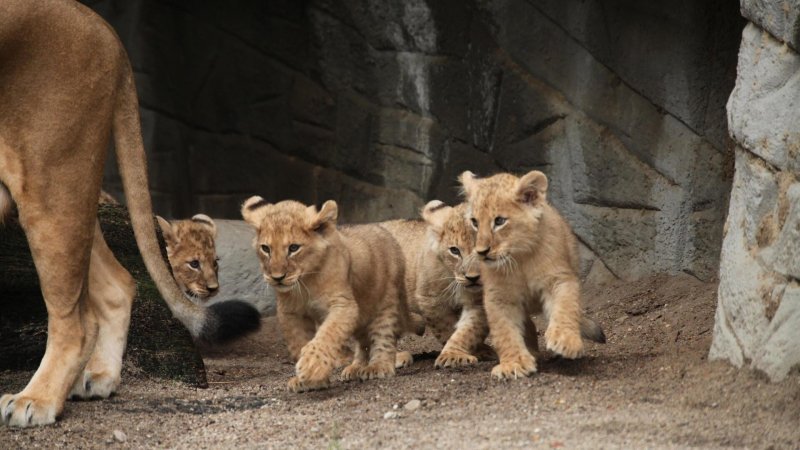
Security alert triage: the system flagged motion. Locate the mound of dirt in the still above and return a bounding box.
[1,274,798,448]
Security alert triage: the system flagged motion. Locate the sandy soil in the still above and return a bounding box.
[1,274,799,449]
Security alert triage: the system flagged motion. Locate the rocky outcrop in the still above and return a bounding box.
[86,0,742,282]
[710,15,800,381]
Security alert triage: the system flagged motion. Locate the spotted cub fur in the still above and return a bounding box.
[242,197,413,392]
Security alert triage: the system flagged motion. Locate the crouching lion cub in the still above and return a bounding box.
[157,214,220,302]
[242,197,414,392]
[459,170,605,380]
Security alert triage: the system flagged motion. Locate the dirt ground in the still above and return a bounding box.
[1,274,799,449]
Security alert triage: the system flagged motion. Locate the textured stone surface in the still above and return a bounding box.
[711,10,800,381]
[742,0,800,50]
[86,0,743,283]
[209,220,275,316]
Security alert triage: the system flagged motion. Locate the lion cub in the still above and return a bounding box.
[383,201,497,368]
[157,214,220,302]
[459,170,605,380]
[242,197,411,392]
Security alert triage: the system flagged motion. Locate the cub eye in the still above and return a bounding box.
[260,244,271,255]
[470,218,478,229]
[189,260,200,269]
[449,247,461,256]
[494,217,507,226]
[288,243,300,253]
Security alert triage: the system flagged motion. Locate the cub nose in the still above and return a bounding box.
[476,247,490,257]
[465,274,480,283]
[270,274,286,282]
[207,284,219,293]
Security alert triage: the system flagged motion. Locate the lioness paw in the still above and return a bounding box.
[358,362,395,381]
[69,371,119,400]
[287,376,330,393]
[0,394,57,427]
[395,351,413,369]
[545,327,584,359]
[435,350,478,368]
[490,355,537,380]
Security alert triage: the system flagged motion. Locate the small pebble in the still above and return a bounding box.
[383,411,399,420]
[113,430,127,443]
[404,399,421,411]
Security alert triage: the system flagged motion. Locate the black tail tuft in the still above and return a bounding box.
[580,316,607,344]
[201,300,261,344]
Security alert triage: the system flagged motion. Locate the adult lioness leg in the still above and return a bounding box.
[0,152,106,426]
[70,222,136,400]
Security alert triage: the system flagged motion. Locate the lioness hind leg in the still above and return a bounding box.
[70,222,135,400]
[1,198,99,426]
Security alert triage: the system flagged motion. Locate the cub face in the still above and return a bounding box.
[422,200,482,293]
[241,197,337,293]
[458,170,549,268]
[156,214,220,300]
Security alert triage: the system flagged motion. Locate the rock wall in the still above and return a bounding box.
[710,3,800,381]
[85,0,743,282]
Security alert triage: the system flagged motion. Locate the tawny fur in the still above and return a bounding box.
[242,198,414,392]
[0,0,251,427]
[459,170,605,380]
[157,214,220,302]
[382,202,517,368]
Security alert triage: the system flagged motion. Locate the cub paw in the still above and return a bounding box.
[340,363,364,382]
[287,376,330,393]
[395,351,413,369]
[0,394,58,427]
[296,344,334,384]
[545,326,584,359]
[69,371,119,400]
[358,362,395,381]
[490,355,537,380]
[435,350,478,368]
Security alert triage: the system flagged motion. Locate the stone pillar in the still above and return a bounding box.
[710,3,800,381]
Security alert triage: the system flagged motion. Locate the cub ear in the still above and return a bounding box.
[458,171,479,198]
[421,200,452,232]
[156,216,176,247]
[308,200,338,232]
[241,196,269,227]
[191,214,217,237]
[516,170,548,206]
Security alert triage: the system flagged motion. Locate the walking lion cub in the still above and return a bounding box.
[459,170,605,380]
[241,197,413,392]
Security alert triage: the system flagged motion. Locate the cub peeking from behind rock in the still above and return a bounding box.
[157,214,220,303]
[241,197,416,392]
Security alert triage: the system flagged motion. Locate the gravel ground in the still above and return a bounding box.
[1,274,799,449]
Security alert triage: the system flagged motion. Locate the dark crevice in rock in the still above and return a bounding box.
[573,198,662,212]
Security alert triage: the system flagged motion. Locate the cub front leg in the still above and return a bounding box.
[359,298,401,381]
[484,291,537,380]
[290,298,358,393]
[543,279,584,359]
[436,304,489,368]
[277,304,316,362]
[340,337,369,381]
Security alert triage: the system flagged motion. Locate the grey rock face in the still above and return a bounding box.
[88,0,742,283]
[711,17,800,381]
[208,220,275,316]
